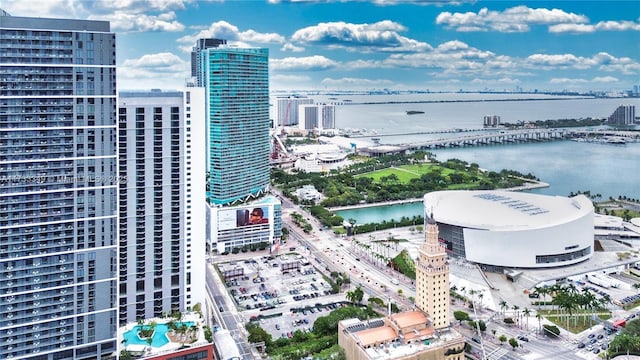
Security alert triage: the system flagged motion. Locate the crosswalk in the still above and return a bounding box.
[485,347,509,360]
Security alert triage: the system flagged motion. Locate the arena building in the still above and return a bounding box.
[423,190,594,269]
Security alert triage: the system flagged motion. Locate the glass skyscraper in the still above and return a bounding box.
[0,13,118,359]
[196,43,271,206]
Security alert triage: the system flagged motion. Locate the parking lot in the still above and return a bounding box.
[216,251,348,338]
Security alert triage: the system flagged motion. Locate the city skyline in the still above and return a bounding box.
[1,0,638,93]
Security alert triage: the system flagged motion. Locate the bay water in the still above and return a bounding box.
[329,94,640,224]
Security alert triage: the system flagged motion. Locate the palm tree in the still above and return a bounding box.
[499,300,508,319]
[469,289,477,308]
[535,313,543,335]
[522,308,531,330]
[610,333,640,359]
[512,305,520,327]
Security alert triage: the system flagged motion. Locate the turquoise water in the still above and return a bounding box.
[336,201,424,225]
[123,321,195,348]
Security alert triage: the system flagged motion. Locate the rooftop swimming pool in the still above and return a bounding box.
[123,321,195,348]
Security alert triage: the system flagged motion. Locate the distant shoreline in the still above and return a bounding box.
[348,97,594,106]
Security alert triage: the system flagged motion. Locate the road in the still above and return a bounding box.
[206,188,594,360]
[206,260,254,359]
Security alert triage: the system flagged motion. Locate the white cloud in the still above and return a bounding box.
[551,20,640,34]
[271,55,339,71]
[94,0,190,12]
[281,43,305,52]
[93,11,184,32]
[548,23,595,34]
[319,77,395,90]
[118,52,189,89]
[177,20,286,51]
[595,20,640,31]
[1,0,88,19]
[525,52,640,74]
[526,54,582,68]
[592,76,619,83]
[290,20,431,52]
[437,5,589,32]
[549,78,588,84]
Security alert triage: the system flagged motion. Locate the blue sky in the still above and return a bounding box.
[2,0,639,92]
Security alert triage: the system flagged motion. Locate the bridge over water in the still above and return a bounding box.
[379,129,640,150]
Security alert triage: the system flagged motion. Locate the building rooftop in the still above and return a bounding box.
[118,312,209,359]
[389,310,428,329]
[355,326,397,347]
[340,314,463,360]
[424,190,593,231]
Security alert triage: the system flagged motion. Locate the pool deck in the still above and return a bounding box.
[119,312,209,358]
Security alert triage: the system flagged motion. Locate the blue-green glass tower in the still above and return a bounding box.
[197,43,270,205]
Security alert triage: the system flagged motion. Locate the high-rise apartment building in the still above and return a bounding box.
[415,214,451,330]
[483,115,500,128]
[194,41,271,206]
[607,105,636,125]
[117,89,206,325]
[299,104,336,131]
[190,39,227,87]
[1,13,118,359]
[275,96,314,127]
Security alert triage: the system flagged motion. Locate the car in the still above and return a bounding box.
[601,344,608,350]
[588,333,596,339]
[275,324,280,330]
[577,343,586,349]
[517,335,529,342]
[593,348,600,354]
[597,334,604,340]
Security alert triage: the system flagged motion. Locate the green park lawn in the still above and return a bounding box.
[356,163,455,184]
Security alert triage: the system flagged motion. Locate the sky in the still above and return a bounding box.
[2,0,639,93]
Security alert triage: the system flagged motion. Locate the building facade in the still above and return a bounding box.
[415,215,451,330]
[275,96,313,127]
[195,42,271,206]
[206,196,282,254]
[1,14,118,359]
[483,115,500,127]
[607,105,636,125]
[117,89,206,325]
[190,38,226,87]
[299,104,336,131]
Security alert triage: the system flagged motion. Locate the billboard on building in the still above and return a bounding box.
[218,206,270,230]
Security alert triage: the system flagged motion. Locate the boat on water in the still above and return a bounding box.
[605,137,626,145]
[406,110,425,115]
[571,136,627,145]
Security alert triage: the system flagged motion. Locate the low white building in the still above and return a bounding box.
[296,185,322,202]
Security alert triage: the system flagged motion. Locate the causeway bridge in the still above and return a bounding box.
[388,129,640,150]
